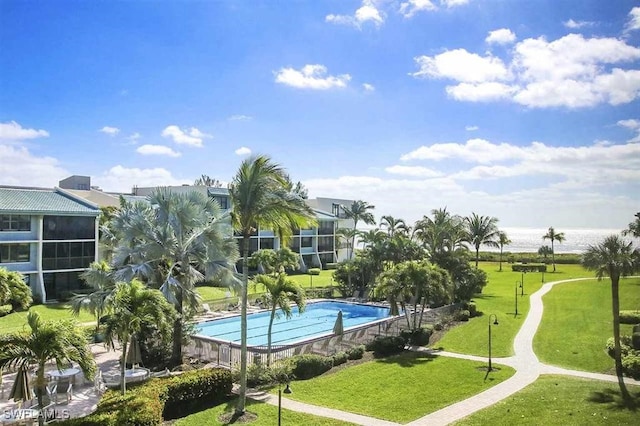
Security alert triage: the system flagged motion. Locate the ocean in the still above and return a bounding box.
[493,227,640,254]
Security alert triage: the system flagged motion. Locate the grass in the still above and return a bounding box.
[456,375,640,425]
[533,276,640,373]
[0,303,95,334]
[278,351,515,423]
[174,396,355,425]
[435,262,590,357]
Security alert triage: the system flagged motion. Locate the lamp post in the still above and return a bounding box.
[278,382,292,426]
[515,281,519,316]
[520,271,525,296]
[488,314,499,371]
[541,269,545,284]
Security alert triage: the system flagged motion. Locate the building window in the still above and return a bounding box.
[301,237,313,248]
[0,243,30,263]
[43,216,95,240]
[0,215,31,231]
[42,242,94,270]
[260,238,275,250]
[318,220,335,235]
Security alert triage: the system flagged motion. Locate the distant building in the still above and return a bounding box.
[0,186,100,302]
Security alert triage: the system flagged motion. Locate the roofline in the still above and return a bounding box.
[54,187,102,211]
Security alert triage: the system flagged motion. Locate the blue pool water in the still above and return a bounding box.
[196,300,390,346]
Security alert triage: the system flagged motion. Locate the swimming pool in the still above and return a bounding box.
[196,300,390,346]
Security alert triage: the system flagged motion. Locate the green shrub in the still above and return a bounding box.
[455,310,471,322]
[0,268,32,310]
[308,268,321,275]
[633,333,640,351]
[346,345,365,360]
[163,368,232,418]
[287,354,333,380]
[511,263,547,273]
[622,350,640,380]
[332,351,348,366]
[465,302,477,317]
[325,263,338,270]
[241,363,275,387]
[400,327,432,346]
[606,336,632,358]
[634,324,640,333]
[365,336,406,357]
[619,310,640,324]
[0,304,12,317]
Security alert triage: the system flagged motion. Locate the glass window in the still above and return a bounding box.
[0,243,30,263]
[0,215,31,231]
[301,237,313,248]
[43,216,94,240]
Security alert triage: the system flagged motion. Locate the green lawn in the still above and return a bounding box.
[280,351,515,423]
[533,277,640,373]
[435,263,590,357]
[456,375,640,425]
[175,396,355,426]
[0,304,95,334]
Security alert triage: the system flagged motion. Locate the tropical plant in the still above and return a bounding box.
[413,208,466,257]
[582,235,639,403]
[70,261,115,332]
[341,200,376,259]
[543,226,565,272]
[229,154,316,416]
[358,228,387,249]
[336,227,359,260]
[464,213,499,268]
[253,273,305,366]
[497,231,511,272]
[0,267,32,311]
[380,215,410,238]
[538,245,553,261]
[0,312,95,425]
[622,212,640,238]
[194,174,223,187]
[248,247,299,276]
[110,189,238,366]
[103,279,175,394]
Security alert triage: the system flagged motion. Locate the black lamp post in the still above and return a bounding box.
[520,271,525,296]
[515,281,519,316]
[488,314,499,371]
[541,269,545,283]
[278,382,292,426]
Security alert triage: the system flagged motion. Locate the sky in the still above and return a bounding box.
[1,0,639,230]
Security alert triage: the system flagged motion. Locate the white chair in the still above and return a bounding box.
[53,379,73,404]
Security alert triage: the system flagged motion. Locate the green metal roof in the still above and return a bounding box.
[0,188,100,215]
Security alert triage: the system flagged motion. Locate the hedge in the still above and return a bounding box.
[60,368,231,425]
[511,263,547,272]
[308,268,321,275]
[287,354,333,380]
[620,310,640,324]
[0,304,12,317]
[365,336,406,357]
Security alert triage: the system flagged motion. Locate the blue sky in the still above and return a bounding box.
[1,0,639,229]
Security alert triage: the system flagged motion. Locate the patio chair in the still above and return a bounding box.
[346,290,360,302]
[53,378,73,404]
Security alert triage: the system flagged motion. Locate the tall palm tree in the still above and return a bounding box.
[464,213,499,268]
[70,261,115,333]
[497,231,511,272]
[111,189,238,366]
[336,228,359,259]
[359,228,387,249]
[582,235,639,402]
[341,200,376,259]
[103,279,175,394]
[229,155,316,416]
[543,226,565,272]
[0,312,95,426]
[253,273,305,366]
[622,212,640,238]
[379,215,410,238]
[413,208,466,257]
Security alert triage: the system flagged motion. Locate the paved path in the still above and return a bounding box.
[253,277,640,425]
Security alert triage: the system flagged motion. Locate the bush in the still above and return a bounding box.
[346,345,365,360]
[606,335,632,358]
[620,310,640,325]
[0,268,32,310]
[455,310,471,322]
[287,354,333,380]
[0,304,12,317]
[241,363,275,387]
[365,336,406,357]
[308,268,321,275]
[400,327,432,346]
[332,351,348,366]
[511,263,547,273]
[465,302,478,317]
[633,333,640,351]
[622,350,640,380]
[325,263,338,270]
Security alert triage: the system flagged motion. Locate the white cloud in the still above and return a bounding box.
[362,83,375,91]
[441,0,469,7]
[625,7,640,32]
[618,118,640,143]
[96,166,188,193]
[401,138,523,163]
[275,64,351,90]
[127,132,141,143]
[563,19,595,29]
[326,0,384,28]
[385,165,442,177]
[412,49,510,83]
[99,126,120,136]
[0,121,49,140]
[0,144,67,186]
[486,28,516,45]
[161,125,210,147]
[235,146,251,156]
[413,32,640,108]
[228,115,253,121]
[136,144,181,157]
[465,125,479,131]
[399,0,437,18]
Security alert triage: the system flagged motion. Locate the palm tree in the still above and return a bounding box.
[622,212,640,238]
[253,273,305,366]
[413,208,466,257]
[379,215,409,238]
[543,226,565,272]
[359,228,387,249]
[464,213,499,268]
[336,228,359,259]
[70,261,115,333]
[229,155,316,416]
[341,200,376,259]
[0,312,95,426]
[110,189,238,366]
[582,235,639,402]
[103,279,175,394]
[194,174,223,187]
[538,245,553,261]
[497,231,511,272]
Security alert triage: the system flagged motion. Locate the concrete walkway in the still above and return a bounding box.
[256,277,640,425]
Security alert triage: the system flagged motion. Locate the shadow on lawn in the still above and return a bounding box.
[375,351,437,368]
[587,388,640,411]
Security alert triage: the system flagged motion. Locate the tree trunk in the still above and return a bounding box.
[267,305,276,367]
[235,236,250,415]
[551,241,556,272]
[37,363,45,426]
[611,277,631,402]
[475,246,480,268]
[121,338,128,395]
[171,290,183,367]
[499,247,503,272]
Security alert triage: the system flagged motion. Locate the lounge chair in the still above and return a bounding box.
[346,290,360,302]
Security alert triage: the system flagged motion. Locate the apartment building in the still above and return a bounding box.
[0,186,100,302]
